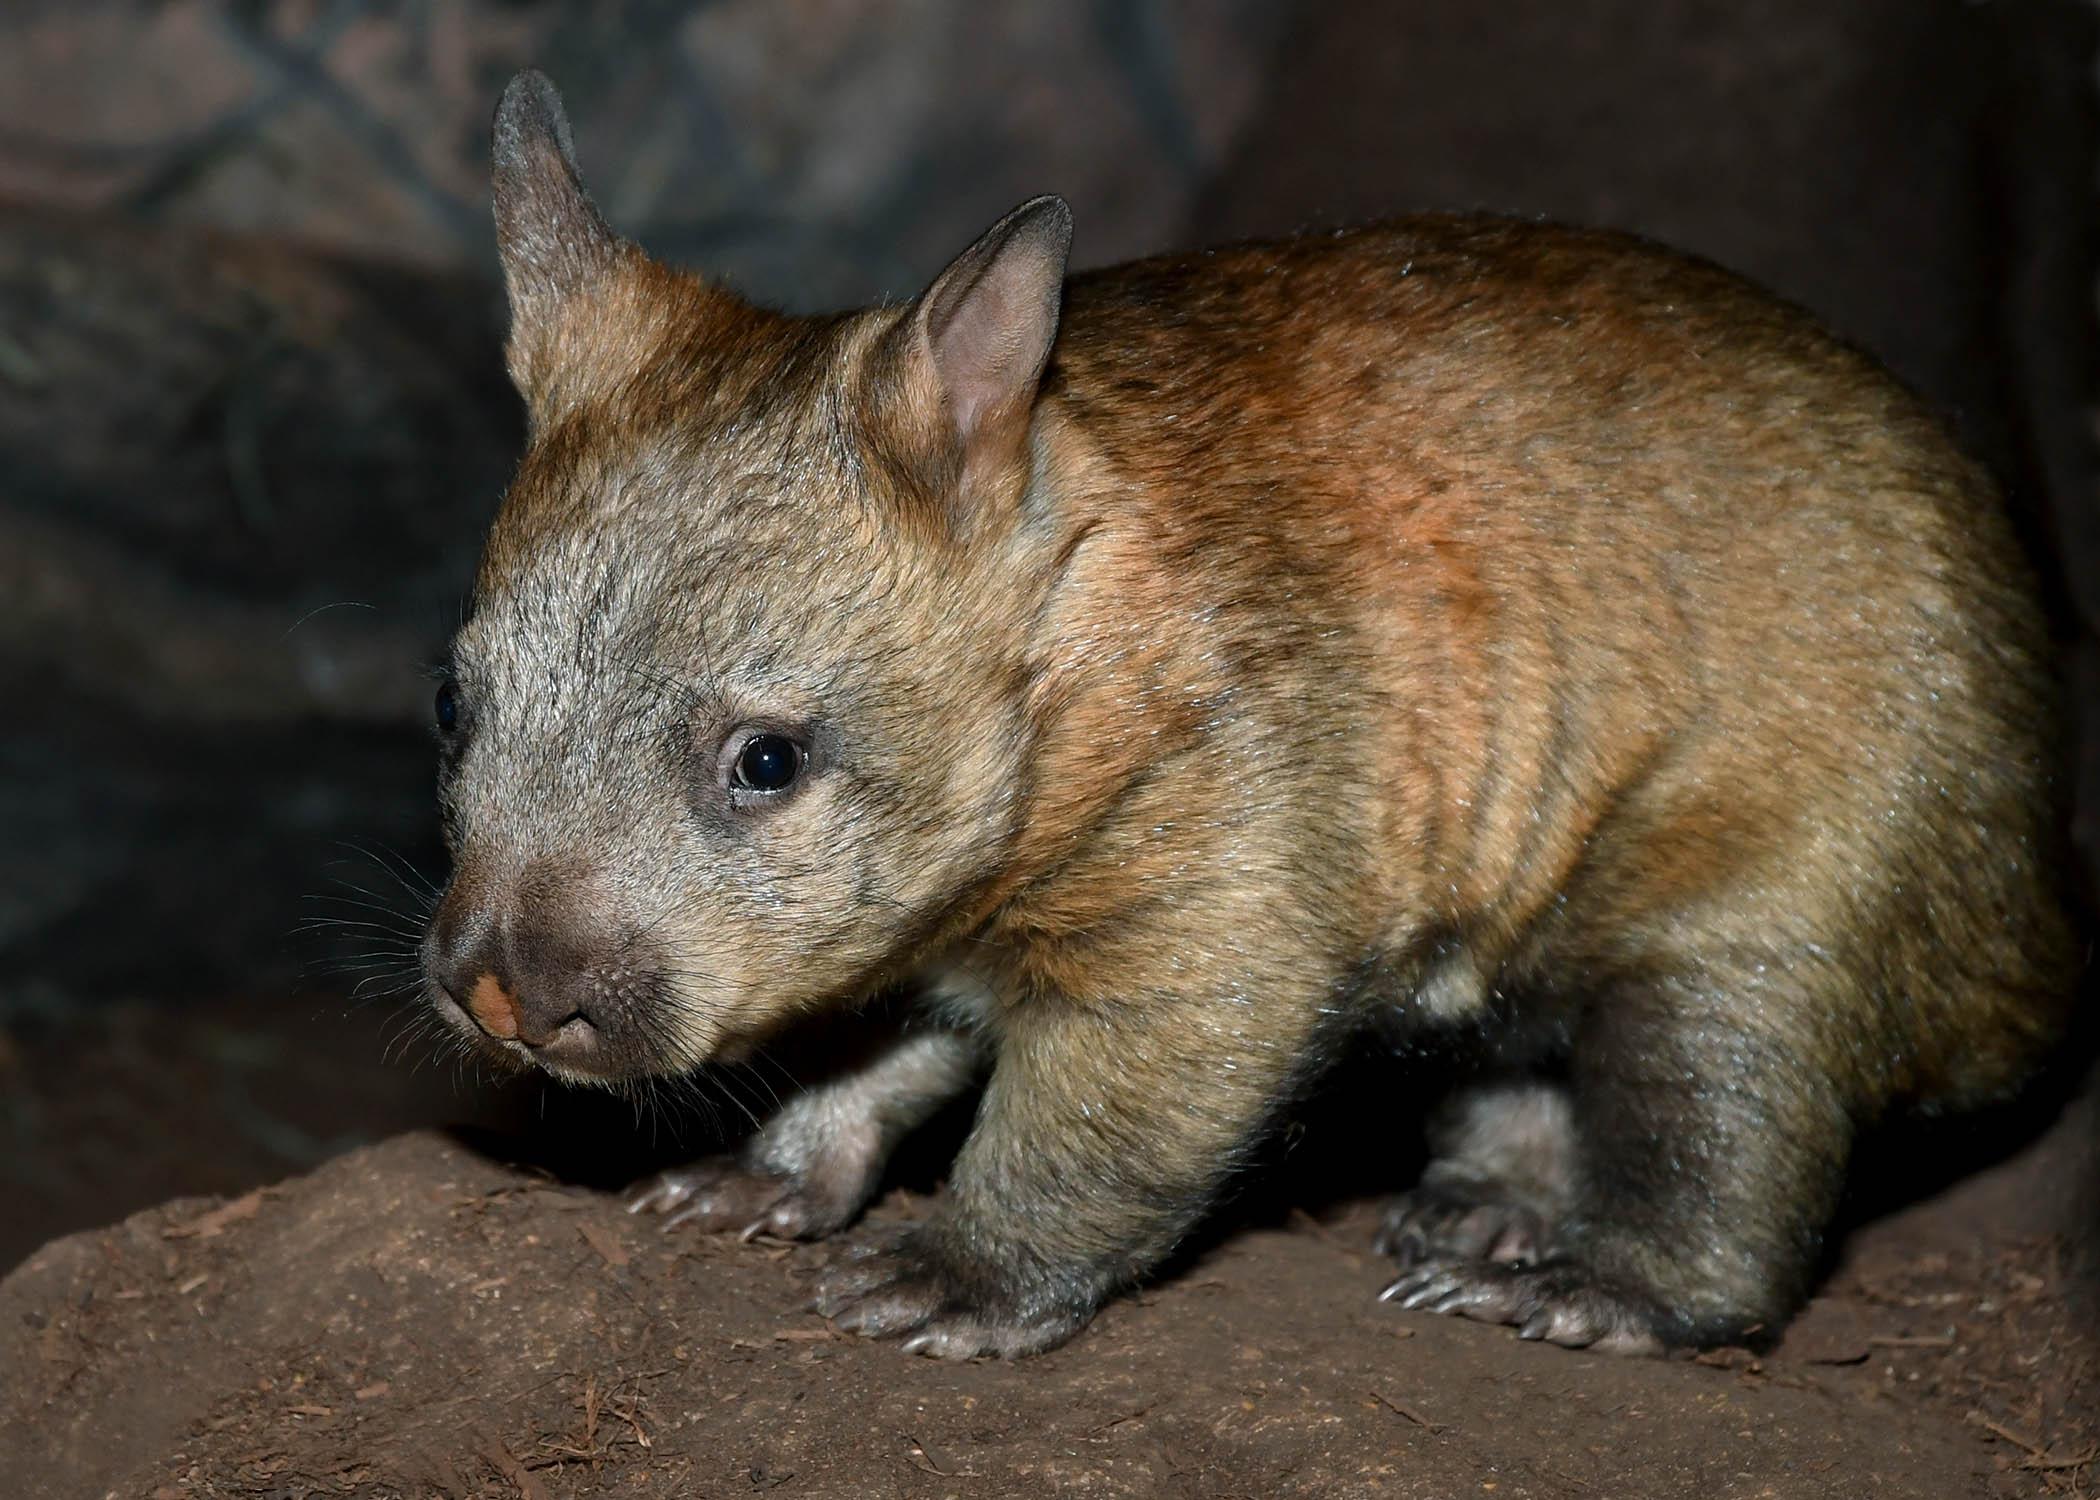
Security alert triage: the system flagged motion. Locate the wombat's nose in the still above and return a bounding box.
[442,964,593,1049]
[432,934,595,1050]
[429,862,616,1061]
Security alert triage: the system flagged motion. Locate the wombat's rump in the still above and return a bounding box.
[421,72,2078,1358]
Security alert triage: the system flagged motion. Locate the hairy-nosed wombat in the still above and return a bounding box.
[421,72,2078,1358]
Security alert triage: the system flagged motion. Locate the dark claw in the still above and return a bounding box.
[627,1157,859,1241]
[1376,1183,1549,1269]
[812,1226,1092,1360]
[1376,1255,1666,1356]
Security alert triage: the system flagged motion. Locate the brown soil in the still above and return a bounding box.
[5,1072,2095,1499]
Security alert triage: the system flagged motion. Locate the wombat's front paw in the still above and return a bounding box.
[626,1157,860,1240]
[812,1226,1092,1359]
[1379,1256,1665,1355]
[1375,1183,1549,1268]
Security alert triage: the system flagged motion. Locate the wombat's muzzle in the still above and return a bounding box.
[425,860,653,1079]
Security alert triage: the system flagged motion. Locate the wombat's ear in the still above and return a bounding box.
[911,195,1073,457]
[490,70,623,327]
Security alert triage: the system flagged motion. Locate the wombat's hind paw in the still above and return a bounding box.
[1375,1183,1548,1268]
[812,1227,1091,1359]
[626,1157,858,1240]
[1379,1256,1666,1355]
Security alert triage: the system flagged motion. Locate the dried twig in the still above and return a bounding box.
[1372,1390,1445,1433]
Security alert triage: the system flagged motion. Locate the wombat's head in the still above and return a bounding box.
[422,73,1074,1084]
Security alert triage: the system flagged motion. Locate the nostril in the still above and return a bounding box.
[531,1012,602,1061]
[513,1006,596,1050]
[538,1010,594,1041]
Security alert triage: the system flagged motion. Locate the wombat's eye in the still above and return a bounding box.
[434,680,459,734]
[730,733,805,794]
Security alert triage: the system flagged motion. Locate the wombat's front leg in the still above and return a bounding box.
[814,986,1315,1358]
[629,1027,980,1240]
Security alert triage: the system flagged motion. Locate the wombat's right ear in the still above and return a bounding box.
[888,195,1072,533]
[912,195,1073,456]
[490,70,624,342]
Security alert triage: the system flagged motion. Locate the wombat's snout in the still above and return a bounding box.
[426,864,648,1079]
[432,958,588,1051]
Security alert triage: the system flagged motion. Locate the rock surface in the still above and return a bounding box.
[5,1111,2092,1499]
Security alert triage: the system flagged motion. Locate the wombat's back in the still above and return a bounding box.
[1046,216,2073,1114]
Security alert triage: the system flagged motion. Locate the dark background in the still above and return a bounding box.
[1,0,2094,1270]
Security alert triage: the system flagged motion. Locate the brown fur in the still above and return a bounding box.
[422,73,2078,1359]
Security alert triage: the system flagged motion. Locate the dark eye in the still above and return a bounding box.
[434,680,458,734]
[731,733,804,794]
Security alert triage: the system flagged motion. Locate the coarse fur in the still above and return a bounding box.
[422,71,2080,1359]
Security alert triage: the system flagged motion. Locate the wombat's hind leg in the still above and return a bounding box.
[1378,1081,1672,1356]
[1383,964,1852,1357]
[1376,1078,1574,1268]
[629,1028,979,1240]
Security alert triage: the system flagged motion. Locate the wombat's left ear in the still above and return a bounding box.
[490,70,624,328]
[911,195,1073,462]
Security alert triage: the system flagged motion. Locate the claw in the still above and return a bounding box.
[1379,1184,1550,1270]
[626,1181,680,1215]
[1374,1254,1665,1355]
[663,1201,711,1231]
[626,1157,867,1242]
[810,1226,1090,1358]
[1397,1280,1441,1311]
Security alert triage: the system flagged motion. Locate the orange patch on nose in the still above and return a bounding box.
[466,974,521,1040]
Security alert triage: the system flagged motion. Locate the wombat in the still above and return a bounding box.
[422,71,2078,1358]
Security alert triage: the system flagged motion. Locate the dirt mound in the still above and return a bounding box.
[6,1114,2092,1500]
